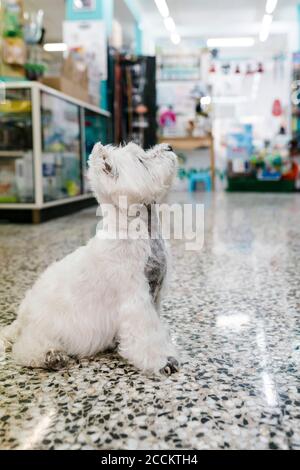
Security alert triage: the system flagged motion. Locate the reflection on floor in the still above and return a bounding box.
[0,192,300,449]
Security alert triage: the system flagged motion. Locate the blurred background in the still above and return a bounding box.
[0,0,300,218]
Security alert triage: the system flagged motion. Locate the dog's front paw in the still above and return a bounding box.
[103,338,119,353]
[160,356,179,376]
[44,350,69,371]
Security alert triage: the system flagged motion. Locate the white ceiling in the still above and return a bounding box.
[24,0,300,55]
[114,0,136,48]
[139,0,299,35]
[139,0,300,56]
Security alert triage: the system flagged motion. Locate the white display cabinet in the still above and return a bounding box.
[0,81,110,222]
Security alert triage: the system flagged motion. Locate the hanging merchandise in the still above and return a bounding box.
[23,9,44,44]
[209,63,216,73]
[159,106,176,128]
[2,37,26,65]
[210,48,219,59]
[23,8,45,80]
[272,99,283,117]
[235,64,241,74]
[221,63,230,75]
[112,54,156,149]
[2,0,23,37]
[1,0,26,68]
[257,62,264,73]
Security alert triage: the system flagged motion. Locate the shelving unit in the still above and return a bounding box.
[0,81,111,222]
[113,54,157,149]
[291,53,300,153]
[157,53,201,81]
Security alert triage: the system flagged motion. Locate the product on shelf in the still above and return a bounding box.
[41,54,89,103]
[41,91,82,201]
[157,77,212,138]
[15,151,34,202]
[0,87,35,203]
[0,159,17,202]
[0,0,26,78]
[226,124,298,192]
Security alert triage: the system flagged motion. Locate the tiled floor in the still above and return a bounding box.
[0,192,300,449]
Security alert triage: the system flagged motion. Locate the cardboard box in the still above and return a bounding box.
[40,76,90,103]
[40,55,90,104]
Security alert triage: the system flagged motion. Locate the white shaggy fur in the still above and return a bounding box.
[1,142,179,374]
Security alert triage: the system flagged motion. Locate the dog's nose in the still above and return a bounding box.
[166,145,173,152]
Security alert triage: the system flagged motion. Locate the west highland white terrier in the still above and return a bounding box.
[1,142,179,375]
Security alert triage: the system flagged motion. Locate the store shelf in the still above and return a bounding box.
[0,101,31,113]
[227,177,295,192]
[159,135,212,149]
[0,151,25,158]
[158,135,215,189]
[5,81,110,117]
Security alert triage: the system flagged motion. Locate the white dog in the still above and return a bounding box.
[1,142,179,375]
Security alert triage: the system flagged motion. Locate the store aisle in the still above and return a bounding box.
[0,193,300,450]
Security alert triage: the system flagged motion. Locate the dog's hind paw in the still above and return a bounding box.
[44,350,69,371]
[160,357,179,376]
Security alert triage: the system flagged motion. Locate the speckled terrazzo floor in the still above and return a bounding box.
[0,192,300,450]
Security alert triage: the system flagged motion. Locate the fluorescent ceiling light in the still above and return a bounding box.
[207,37,255,48]
[259,14,273,42]
[44,43,67,52]
[171,32,181,45]
[154,0,169,18]
[266,0,278,15]
[164,16,175,32]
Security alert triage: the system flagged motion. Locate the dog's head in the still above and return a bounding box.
[88,142,177,206]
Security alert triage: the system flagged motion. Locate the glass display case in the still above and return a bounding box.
[0,82,110,222]
[41,92,82,202]
[0,88,34,203]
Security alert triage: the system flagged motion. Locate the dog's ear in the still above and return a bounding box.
[88,143,116,178]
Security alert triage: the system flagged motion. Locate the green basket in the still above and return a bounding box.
[227,177,295,192]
